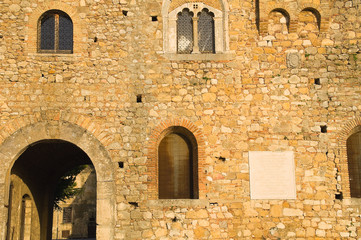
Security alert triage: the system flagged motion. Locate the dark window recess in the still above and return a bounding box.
[335,192,343,200]
[177,9,194,54]
[198,9,215,53]
[118,161,124,168]
[122,10,128,16]
[136,94,142,103]
[314,78,321,85]
[94,37,98,43]
[62,230,70,238]
[62,207,72,223]
[347,131,361,198]
[39,10,73,53]
[158,129,198,199]
[152,16,158,21]
[321,125,327,133]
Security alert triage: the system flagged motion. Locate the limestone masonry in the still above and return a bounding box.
[0,0,361,239]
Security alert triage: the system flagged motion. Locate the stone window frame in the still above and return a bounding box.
[25,2,86,58]
[146,119,206,200]
[338,118,361,203]
[37,10,73,54]
[162,1,234,61]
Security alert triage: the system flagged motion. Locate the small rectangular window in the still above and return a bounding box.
[62,207,72,223]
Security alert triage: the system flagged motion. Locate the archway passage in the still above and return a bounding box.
[7,140,96,240]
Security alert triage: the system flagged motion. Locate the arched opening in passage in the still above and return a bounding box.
[268,9,290,37]
[6,140,96,240]
[298,8,321,38]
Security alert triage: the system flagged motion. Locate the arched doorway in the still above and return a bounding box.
[0,121,115,240]
[7,140,96,240]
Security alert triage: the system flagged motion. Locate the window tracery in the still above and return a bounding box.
[162,1,232,60]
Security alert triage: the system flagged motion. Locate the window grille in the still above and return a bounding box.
[62,207,72,223]
[198,9,215,53]
[347,131,361,198]
[177,9,193,54]
[39,10,73,53]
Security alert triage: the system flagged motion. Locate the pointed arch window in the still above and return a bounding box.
[198,9,215,53]
[177,9,194,54]
[38,10,73,53]
[347,129,361,197]
[158,127,198,199]
[176,7,215,54]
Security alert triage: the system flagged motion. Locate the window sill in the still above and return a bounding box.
[161,51,235,61]
[26,52,82,61]
[146,199,209,208]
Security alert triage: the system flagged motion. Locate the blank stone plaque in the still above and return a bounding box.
[249,151,296,199]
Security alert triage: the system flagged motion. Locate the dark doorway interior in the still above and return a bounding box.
[7,140,96,240]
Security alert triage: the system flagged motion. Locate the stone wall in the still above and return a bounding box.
[0,0,361,239]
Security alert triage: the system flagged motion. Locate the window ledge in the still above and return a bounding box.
[146,199,209,208]
[161,51,235,61]
[26,52,82,61]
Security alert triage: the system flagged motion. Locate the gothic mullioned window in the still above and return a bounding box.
[163,1,232,60]
[176,7,215,54]
[38,10,73,53]
[198,9,215,53]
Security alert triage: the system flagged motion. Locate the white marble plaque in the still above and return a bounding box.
[249,151,296,199]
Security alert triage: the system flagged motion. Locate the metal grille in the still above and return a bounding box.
[198,9,215,53]
[62,207,72,223]
[59,14,73,50]
[39,11,73,53]
[40,14,55,50]
[177,9,193,54]
[159,133,192,199]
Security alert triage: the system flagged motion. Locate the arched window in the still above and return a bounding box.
[175,7,215,54]
[158,127,198,199]
[38,10,73,53]
[347,130,361,197]
[198,9,215,53]
[177,9,194,54]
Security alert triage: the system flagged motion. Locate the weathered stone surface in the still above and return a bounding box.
[0,0,361,239]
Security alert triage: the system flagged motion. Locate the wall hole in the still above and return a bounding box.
[122,10,128,16]
[314,78,320,85]
[335,192,343,200]
[118,161,124,168]
[129,202,138,207]
[321,125,327,133]
[94,37,98,43]
[136,94,142,103]
[151,16,158,21]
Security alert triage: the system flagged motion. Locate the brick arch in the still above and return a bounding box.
[259,5,296,35]
[25,1,86,55]
[299,7,322,31]
[146,119,206,199]
[0,115,115,240]
[337,117,361,199]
